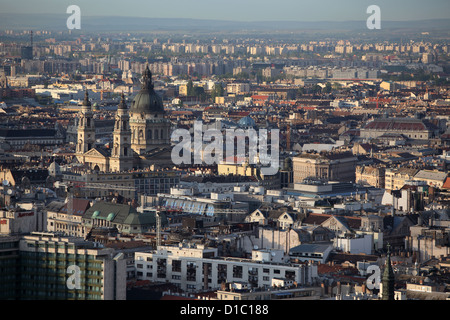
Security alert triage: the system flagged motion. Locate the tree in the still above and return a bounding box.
[323,82,332,93]
[211,83,224,102]
[186,80,195,96]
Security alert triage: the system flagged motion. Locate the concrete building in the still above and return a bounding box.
[135,242,318,292]
[0,232,126,300]
[288,243,333,263]
[0,205,46,235]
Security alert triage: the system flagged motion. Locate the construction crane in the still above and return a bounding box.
[156,210,161,248]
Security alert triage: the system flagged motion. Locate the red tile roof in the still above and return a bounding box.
[363,119,427,131]
[442,177,450,190]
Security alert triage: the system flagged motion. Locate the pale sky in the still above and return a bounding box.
[1,0,449,22]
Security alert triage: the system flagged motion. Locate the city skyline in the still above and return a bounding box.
[0,0,449,306]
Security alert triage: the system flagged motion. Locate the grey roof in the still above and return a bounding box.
[414,170,448,181]
[84,201,138,224]
[289,242,333,254]
[84,201,164,227]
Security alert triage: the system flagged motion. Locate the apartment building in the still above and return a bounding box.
[135,243,317,292]
[46,198,91,237]
[384,168,419,191]
[0,232,126,300]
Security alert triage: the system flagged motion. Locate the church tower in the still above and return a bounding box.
[76,90,95,155]
[110,93,133,172]
[381,243,395,300]
[129,65,171,155]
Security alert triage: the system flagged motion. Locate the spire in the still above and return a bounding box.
[118,92,127,110]
[83,89,91,107]
[141,64,153,90]
[382,243,395,300]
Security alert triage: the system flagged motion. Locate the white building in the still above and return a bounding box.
[134,242,318,292]
[334,234,374,255]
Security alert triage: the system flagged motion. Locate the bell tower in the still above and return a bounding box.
[110,93,133,172]
[76,90,95,154]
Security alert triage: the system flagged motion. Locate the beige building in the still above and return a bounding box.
[384,168,419,190]
[76,66,173,173]
[293,152,357,183]
[46,198,91,237]
[413,170,448,188]
[355,165,385,188]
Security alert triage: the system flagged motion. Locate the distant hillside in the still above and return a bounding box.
[0,13,449,33]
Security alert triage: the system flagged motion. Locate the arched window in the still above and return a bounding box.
[148,130,152,140]
[160,129,164,139]
[155,130,159,140]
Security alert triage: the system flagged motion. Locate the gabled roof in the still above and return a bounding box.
[59,198,91,216]
[302,213,332,226]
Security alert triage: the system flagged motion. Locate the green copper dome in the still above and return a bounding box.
[130,65,165,114]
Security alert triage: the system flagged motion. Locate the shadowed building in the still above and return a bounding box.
[381,244,395,300]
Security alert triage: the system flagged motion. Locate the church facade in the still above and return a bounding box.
[75,66,173,172]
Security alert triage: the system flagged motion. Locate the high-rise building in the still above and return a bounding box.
[0,232,127,300]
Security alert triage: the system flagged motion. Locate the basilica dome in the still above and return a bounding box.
[130,65,165,114]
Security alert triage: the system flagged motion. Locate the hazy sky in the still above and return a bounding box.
[1,0,449,22]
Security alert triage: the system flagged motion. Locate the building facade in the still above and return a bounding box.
[293,152,357,183]
[135,243,317,292]
[0,232,126,300]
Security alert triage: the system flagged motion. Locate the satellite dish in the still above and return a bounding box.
[271,252,276,257]
[2,180,9,186]
[7,189,13,195]
[253,245,259,250]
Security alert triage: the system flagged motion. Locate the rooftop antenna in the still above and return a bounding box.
[67,185,74,236]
